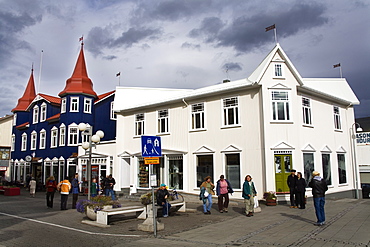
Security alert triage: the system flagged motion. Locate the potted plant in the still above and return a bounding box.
[76,195,121,220]
[263,191,277,206]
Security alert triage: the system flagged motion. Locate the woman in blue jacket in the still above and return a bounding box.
[242,175,257,217]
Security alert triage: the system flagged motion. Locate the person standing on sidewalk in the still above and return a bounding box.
[156,183,171,217]
[309,171,328,226]
[29,177,37,197]
[91,178,99,197]
[200,176,215,214]
[71,173,81,209]
[46,176,57,208]
[57,177,71,210]
[242,175,257,217]
[287,169,298,208]
[216,175,233,213]
[105,174,116,200]
[295,172,306,209]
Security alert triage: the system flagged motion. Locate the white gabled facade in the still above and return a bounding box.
[113,44,360,200]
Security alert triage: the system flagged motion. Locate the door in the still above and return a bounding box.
[275,154,292,193]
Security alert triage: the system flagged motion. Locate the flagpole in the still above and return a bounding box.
[38,50,44,93]
[274,27,278,44]
[339,66,343,78]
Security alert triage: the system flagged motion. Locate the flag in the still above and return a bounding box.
[79,36,83,42]
[265,24,276,32]
[333,63,341,68]
[116,72,121,77]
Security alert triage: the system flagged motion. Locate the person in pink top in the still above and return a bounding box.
[216,175,233,213]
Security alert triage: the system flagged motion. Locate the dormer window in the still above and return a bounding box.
[33,105,39,124]
[84,98,92,114]
[61,98,66,113]
[70,97,79,112]
[40,103,47,122]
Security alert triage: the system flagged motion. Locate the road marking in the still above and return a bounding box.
[0,211,144,237]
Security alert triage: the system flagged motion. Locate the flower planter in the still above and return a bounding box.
[86,205,113,221]
[4,187,20,196]
[266,199,277,206]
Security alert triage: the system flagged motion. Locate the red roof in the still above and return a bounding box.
[38,94,61,105]
[46,113,60,121]
[12,70,36,112]
[16,122,29,129]
[95,90,115,103]
[58,43,97,98]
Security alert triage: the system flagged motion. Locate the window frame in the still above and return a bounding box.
[225,153,241,189]
[33,105,39,124]
[302,97,312,126]
[274,63,284,78]
[271,90,290,121]
[61,98,67,113]
[83,97,92,114]
[68,124,79,146]
[333,106,341,130]
[110,101,117,120]
[21,133,27,151]
[222,97,240,127]
[11,134,15,151]
[59,124,66,146]
[191,103,205,130]
[50,127,58,148]
[40,103,47,122]
[337,153,347,184]
[39,129,46,149]
[70,97,79,113]
[135,113,145,136]
[30,131,37,150]
[322,153,332,186]
[157,109,169,134]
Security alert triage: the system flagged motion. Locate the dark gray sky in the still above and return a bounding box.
[0,0,369,118]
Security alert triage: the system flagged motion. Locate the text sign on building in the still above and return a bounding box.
[144,157,160,164]
[141,136,162,157]
[356,132,370,145]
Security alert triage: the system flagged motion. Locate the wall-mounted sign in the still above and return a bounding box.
[356,132,370,145]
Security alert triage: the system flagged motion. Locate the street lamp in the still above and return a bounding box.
[78,123,104,200]
[351,122,362,199]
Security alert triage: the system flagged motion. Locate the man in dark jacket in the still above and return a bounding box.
[104,174,116,200]
[309,171,328,226]
[287,169,298,208]
[156,183,171,217]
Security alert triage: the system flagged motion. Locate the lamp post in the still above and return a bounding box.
[351,122,362,199]
[78,123,104,201]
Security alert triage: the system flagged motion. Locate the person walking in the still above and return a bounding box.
[200,176,215,214]
[216,175,233,213]
[29,177,36,197]
[287,169,298,208]
[242,175,257,217]
[91,178,99,197]
[309,171,328,226]
[57,177,71,210]
[295,172,306,209]
[71,173,81,209]
[46,176,57,208]
[156,183,171,217]
[104,174,116,200]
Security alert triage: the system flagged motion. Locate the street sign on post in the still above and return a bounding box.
[141,136,161,157]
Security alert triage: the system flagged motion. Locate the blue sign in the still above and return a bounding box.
[141,136,162,157]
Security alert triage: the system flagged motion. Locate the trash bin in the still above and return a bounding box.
[361,183,370,199]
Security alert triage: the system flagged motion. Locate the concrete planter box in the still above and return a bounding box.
[4,187,20,196]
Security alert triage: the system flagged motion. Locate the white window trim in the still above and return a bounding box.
[13,113,17,126]
[302,96,313,126]
[70,97,79,113]
[333,105,342,131]
[222,96,240,127]
[30,131,37,150]
[40,103,47,122]
[273,62,285,79]
[33,105,39,124]
[11,134,15,151]
[135,113,145,136]
[271,90,291,122]
[68,123,79,146]
[59,124,66,146]
[157,109,169,134]
[51,126,58,148]
[61,98,67,113]
[190,102,206,131]
[84,97,92,114]
[39,129,46,149]
[21,133,27,151]
[110,101,117,120]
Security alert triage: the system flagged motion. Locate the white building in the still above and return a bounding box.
[113,44,360,200]
[0,115,13,181]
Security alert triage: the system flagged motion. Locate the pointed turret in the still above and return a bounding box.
[12,69,37,112]
[59,43,97,98]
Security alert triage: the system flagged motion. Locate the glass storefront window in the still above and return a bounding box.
[303,153,314,187]
[225,153,240,189]
[196,155,213,187]
[169,156,183,190]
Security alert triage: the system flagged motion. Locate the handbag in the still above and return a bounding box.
[203,191,209,197]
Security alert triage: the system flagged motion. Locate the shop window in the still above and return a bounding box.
[196,155,213,187]
[322,153,331,185]
[303,153,314,187]
[337,153,347,184]
[225,153,241,189]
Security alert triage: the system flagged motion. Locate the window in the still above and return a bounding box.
[168,155,183,190]
[21,133,27,151]
[84,98,92,113]
[68,125,79,145]
[13,113,17,126]
[322,153,331,185]
[33,105,39,124]
[61,98,66,113]
[303,153,314,187]
[39,129,46,149]
[302,97,312,125]
[135,113,145,136]
[30,131,37,150]
[272,91,290,121]
[191,103,205,130]
[11,134,15,151]
[337,153,347,184]
[110,102,117,120]
[274,64,283,77]
[51,127,58,148]
[40,103,47,122]
[158,109,169,133]
[59,124,65,146]
[333,106,341,130]
[196,155,213,187]
[223,97,239,126]
[225,153,241,189]
[70,97,79,112]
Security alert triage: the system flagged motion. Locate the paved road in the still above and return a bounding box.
[0,188,369,247]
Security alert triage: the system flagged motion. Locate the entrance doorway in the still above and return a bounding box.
[275,153,292,193]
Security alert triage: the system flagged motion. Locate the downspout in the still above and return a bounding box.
[182,98,188,107]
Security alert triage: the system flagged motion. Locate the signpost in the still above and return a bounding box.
[141,136,162,237]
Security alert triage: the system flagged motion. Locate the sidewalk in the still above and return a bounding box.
[0,188,369,246]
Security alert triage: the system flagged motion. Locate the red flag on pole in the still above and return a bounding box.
[333,63,341,68]
[79,36,83,42]
[116,72,121,77]
[265,24,276,32]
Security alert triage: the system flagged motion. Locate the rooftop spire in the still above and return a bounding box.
[58,42,97,98]
[12,68,37,112]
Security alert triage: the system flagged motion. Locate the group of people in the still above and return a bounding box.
[287,169,307,209]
